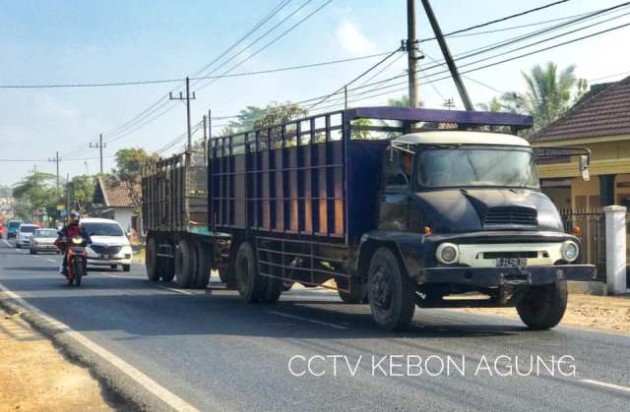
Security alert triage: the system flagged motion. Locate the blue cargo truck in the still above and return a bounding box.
[143,106,595,331]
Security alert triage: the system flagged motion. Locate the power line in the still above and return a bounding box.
[439,0,572,38]
[0,51,390,90]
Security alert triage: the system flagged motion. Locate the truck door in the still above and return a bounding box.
[378,151,411,231]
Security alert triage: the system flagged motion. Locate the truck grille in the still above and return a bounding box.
[91,245,122,255]
[483,207,537,227]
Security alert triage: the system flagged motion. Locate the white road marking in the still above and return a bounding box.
[2,239,12,247]
[581,379,630,393]
[156,285,194,295]
[46,258,56,263]
[267,310,348,330]
[0,283,200,412]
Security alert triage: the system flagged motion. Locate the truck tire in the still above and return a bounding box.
[192,242,211,289]
[234,241,264,303]
[174,239,195,288]
[336,278,368,304]
[257,250,282,304]
[146,237,160,281]
[367,247,416,331]
[516,279,568,330]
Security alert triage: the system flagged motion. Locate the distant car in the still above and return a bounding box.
[29,228,60,254]
[6,220,23,239]
[0,222,4,238]
[15,223,39,248]
[81,218,133,272]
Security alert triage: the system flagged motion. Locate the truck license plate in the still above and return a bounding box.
[496,258,527,268]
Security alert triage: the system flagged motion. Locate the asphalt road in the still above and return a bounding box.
[0,239,629,411]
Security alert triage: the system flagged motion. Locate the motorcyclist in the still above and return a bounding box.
[56,211,91,275]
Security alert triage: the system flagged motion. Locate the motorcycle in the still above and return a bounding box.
[55,236,89,286]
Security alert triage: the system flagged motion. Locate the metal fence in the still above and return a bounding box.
[560,208,606,280]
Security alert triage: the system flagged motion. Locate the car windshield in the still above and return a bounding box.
[416,147,540,190]
[34,229,58,238]
[82,222,124,236]
[9,221,22,229]
[20,226,38,233]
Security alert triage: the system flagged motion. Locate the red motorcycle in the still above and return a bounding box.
[55,236,88,286]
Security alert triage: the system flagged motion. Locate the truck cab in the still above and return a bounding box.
[362,130,593,330]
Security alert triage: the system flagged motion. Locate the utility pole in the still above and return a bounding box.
[170,77,196,152]
[207,109,212,166]
[90,134,106,174]
[48,151,61,195]
[443,98,455,110]
[202,115,208,166]
[344,86,348,109]
[407,0,420,108]
[421,0,474,110]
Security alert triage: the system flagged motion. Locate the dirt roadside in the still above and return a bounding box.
[0,308,113,412]
[449,294,630,334]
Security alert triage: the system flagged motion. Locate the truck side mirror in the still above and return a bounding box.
[579,154,590,181]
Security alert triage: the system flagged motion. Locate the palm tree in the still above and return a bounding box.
[521,62,583,131]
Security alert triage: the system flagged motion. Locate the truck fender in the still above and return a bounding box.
[355,231,431,282]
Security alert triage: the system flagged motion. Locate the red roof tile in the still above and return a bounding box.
[533,76,630,142]
[96,176,135,208]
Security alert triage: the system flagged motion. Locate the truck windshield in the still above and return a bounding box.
[416,147,539,190]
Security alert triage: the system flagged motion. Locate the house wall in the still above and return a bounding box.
[113,208,133,232]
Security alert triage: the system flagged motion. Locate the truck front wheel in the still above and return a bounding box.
[368,247,416,331]
[234,242,263,303]
[336,278,368,304]
[516,279,568,330]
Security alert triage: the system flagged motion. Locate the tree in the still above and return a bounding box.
[12,172,57,221]
[66,175,95,214]
[113,148,159,212]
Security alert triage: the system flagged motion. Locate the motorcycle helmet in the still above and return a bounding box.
[69,210,81,225]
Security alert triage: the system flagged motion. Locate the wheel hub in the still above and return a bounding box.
[371,268,391,308]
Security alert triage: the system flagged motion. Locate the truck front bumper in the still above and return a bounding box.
[415,264,596,288]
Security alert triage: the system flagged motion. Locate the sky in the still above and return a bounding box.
[1,0,630,186]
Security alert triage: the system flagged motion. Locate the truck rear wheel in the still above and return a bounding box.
[234,242,264,303]
[192,242,211,289]
[146,237,160,281]
[516,279,568,330]
[174,239,195,288]
[368,247,416,331]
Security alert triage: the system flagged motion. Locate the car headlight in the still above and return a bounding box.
[561,241,579,262]
[436,243,459,265]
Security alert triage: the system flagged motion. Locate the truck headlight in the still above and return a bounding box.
[436,243,459,265]
[561,241,579,262]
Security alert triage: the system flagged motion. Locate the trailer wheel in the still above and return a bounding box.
[146,237,160,281]
[336,278,368,304]
[368,247,416,331]
[258,249,282,304]
[192,241,211,289]
[516,279,567,330]
[174,239,195,288]
[234,242,263,303]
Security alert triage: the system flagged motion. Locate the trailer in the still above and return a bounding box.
[144,106,595,331]
[142,151,230,289]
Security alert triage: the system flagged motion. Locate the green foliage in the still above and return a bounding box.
[228,102,308,133]
[66,175,95,214]
[113,148,159,213]
[477,62,588,133]
[11,172,57,221]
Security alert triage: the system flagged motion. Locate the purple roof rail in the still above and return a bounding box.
[344,106,533,128]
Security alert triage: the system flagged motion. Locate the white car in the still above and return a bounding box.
[15,224,40,249]
[81,218,133,272]
[29,228,60,254]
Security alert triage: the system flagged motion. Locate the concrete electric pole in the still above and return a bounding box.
[90,133,106,174]
[170,77,196,152]
[48,151,61,195]
[407,0,420,108]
